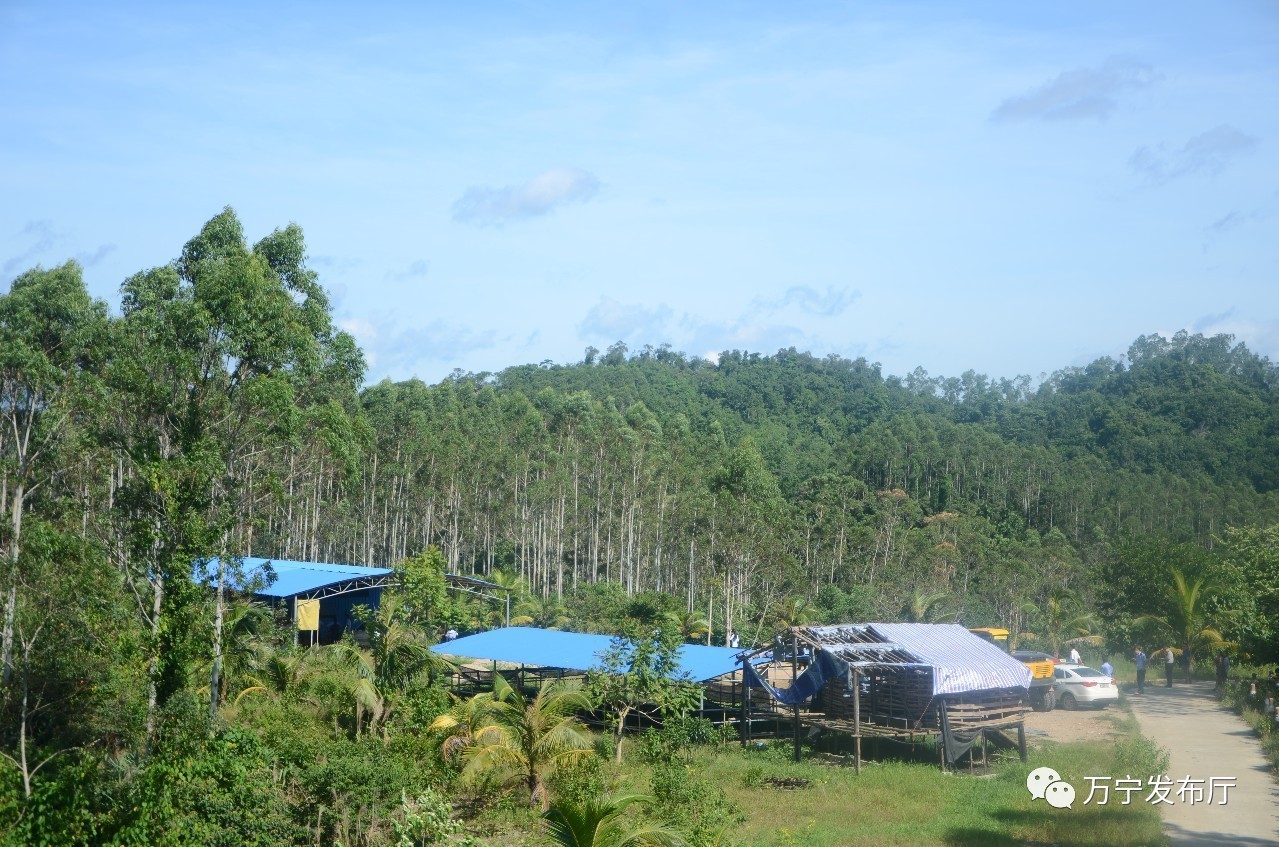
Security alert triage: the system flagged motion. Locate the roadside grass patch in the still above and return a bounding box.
[681,735,1164,847]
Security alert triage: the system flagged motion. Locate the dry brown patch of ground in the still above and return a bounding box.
[1023,702,1123,746]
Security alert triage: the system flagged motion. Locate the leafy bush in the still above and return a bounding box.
[545,753,609,810]
[1220,666,1279,776]
[650,760,742,847]
[637,715,735,763]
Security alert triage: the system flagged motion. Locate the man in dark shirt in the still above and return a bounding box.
[1134,646,1147,694]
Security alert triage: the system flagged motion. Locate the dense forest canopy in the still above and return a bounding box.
[1,209,1276,843]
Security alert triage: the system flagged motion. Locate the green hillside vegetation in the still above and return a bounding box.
[0,209,1273,844]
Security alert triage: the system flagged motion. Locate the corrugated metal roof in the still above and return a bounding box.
[200,557,394,598]
[806,623,1032,694]
[430,626,748,682]
[198,557,508,600]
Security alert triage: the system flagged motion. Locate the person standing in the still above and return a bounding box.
[1100,657,1114,678]
[1069,646,1081,664]
[1164,646,1176,687]
[1134,646,1147,693]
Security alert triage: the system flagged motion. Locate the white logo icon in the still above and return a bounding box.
[1026,766,1062,800]
[1044,780,1076,809]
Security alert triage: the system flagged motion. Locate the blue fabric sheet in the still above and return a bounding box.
[743,649,848,705]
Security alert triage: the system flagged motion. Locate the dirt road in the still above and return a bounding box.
[1127,679,1278,846]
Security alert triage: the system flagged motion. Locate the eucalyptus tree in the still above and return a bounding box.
[707,437,791,643]
[103,208,360,737]
[0,262,107,684]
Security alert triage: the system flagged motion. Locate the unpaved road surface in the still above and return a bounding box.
[1128,680,1279,846]
[1023,700,1123,745]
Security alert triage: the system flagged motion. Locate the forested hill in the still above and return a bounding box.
[4,211,1278,666]
[325,329,1279,636]
[3,213,1279,847]
[495,335,1279,500]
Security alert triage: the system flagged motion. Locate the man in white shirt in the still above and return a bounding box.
[1069,646,1081,664]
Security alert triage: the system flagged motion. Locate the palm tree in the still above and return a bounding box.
[234,648,311,705]
[1021,590,1102,658]
[664,611,709,644]
[1137,569,1230,681]
[512,594,570,629]
[455,675,594,809]
[902,589,952,623]
[543,793,686,847]
[203,601,272,705]
[429,677,515,764]
[772,597,814,629]
[332,596,451,738]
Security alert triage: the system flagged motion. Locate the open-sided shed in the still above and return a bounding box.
[739,623,1032,770]
[198,557,511,643]
[430,626,749,682]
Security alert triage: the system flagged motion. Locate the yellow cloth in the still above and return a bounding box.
[296,598,319,631]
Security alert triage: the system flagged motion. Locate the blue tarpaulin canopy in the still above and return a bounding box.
[431,626,750,682]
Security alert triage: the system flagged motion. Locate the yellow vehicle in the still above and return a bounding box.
[969,627,1057,711]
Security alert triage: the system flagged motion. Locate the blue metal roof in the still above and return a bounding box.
[200,557,394,599]
[431,626,749,682]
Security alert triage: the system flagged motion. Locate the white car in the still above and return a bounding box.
[1052,664,1118,709]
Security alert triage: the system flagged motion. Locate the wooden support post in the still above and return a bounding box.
[1016,723,1027,763]
[741,670,751,747]
[939,699,949,772]
[853,667,862,775]
[791,632,801,763]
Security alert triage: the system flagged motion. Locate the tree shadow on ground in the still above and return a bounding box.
[944,806,1166,847]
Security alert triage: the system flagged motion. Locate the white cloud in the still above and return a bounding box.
[1131,125,1260,185]
[3,219,58,276]
[1190,311,1279,362]
[340,313,500,375]
[385,259,430,282]
[991,56,1156,123]
[578,296,672,342]
[1202,191,1278,250]
[451,168,601,227]
[748,285,859,318]
[339,317,381,367]
[76,243,117,267]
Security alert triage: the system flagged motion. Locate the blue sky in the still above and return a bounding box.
[3,2,1276,384]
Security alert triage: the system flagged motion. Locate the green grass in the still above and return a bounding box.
[1220,670,1279,778]
[467,716,1169,847]
[596,726,1167,847]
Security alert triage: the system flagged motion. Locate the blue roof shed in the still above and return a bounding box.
[431,626,749,682]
